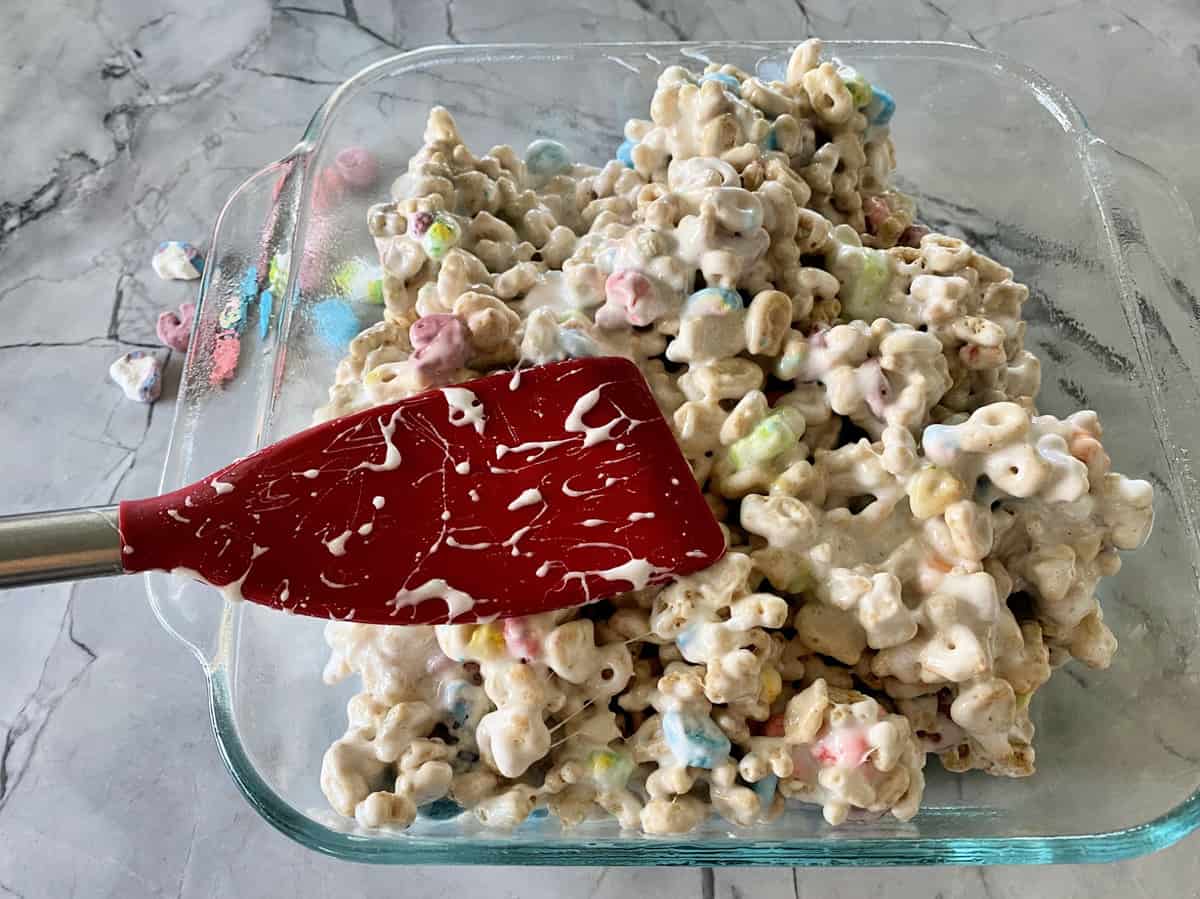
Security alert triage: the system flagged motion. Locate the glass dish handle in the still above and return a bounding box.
[1086,137,1200,537]
[146,155,304,671]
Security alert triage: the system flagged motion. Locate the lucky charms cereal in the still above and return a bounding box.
[316,40,1154,834]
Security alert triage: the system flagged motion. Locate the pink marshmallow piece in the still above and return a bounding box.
[335,146,379,190]
[409,211,434,237]
[899,223,930,248]
[425,650,458,675]
[410,314,470,382]
[312,167,347,214]
[599,270,662,328]
[156,303,196,352]
[502,617,541,660]
[210,333,241,386]
[864,195,891,234]
[861,357,892,418]
[813,729,872,769]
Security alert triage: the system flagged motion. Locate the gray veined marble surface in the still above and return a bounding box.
[2,0,1199,896]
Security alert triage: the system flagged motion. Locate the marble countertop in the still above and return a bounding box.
[2,0,1199,895]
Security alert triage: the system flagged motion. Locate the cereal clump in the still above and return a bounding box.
[317,39,1153,833]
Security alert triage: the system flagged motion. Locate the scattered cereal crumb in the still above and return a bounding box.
[109,351,162,403]
[156,302,195,352]
[151,241,204,280]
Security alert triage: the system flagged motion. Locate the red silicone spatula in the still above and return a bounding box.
[0,357,725,625]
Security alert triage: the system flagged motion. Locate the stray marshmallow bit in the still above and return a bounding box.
[109,351,163,403]
[156,303,196,352]
[334,146,379,190]
[152,241,204,280]
[210,333,240,386]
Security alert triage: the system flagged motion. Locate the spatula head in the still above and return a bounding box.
[120,357,725,624]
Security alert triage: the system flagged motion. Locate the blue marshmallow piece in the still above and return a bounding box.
[558,328,599,359]
[310,298,360,351]
[867,86,896,126]
[258,290,273,341]
[921,423,961,465]
[676,623,699,655]
[616,138,637,169]
[240,265,259,300]
[441,679,482,729]
[662,709,731,769]
[682,286,744,319]
[418,798,464,820]
[699,72,741,95]
[525,138,573,179]
[752,773,779,810]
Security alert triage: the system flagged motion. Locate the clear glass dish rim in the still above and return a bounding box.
[164,38,1200,866]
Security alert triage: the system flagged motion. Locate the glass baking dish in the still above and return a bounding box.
[146,40,1200,865]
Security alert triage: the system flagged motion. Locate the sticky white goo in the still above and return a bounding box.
[212,478,235,494]
[506,488,545,511]
[564,384,644,448]
[323,530,353,556]
[353,409,403,472]
[495,438,571,461]
[171,565,251,604]
[441,387,486,435]
[390,578,477,620]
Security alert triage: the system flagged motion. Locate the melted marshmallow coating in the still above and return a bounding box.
[316,39,1154,833]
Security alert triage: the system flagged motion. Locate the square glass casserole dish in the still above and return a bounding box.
[147,40,1200,866]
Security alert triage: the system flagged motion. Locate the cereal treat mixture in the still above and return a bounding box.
[317,40,1154,834]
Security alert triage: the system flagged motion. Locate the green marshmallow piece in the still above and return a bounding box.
[839,247,891,321]
[268,253,290,296]
[331,260,358,296]
[775,344,808,381]
[588,749,634,790]
[838,65,873,109]
[423,215,460,261]
[729,413,797,471]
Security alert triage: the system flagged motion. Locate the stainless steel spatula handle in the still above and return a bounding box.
[0,506,124,588]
